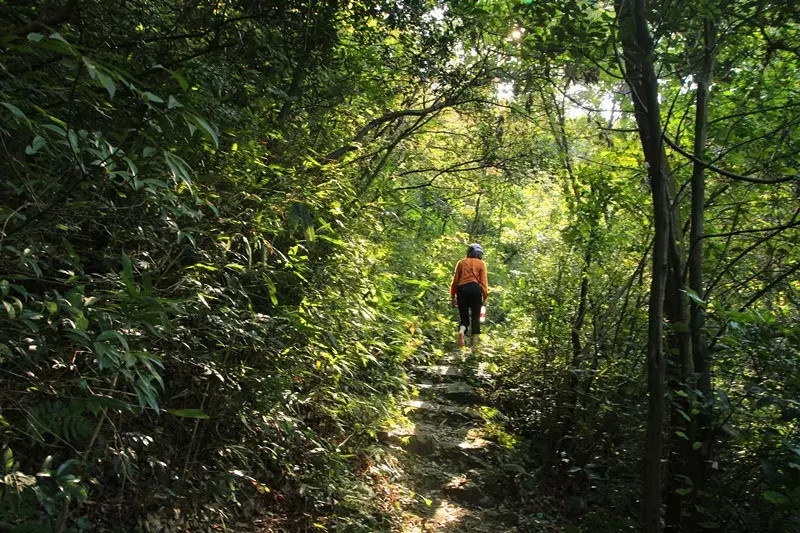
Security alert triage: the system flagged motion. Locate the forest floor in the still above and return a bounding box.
[373,345,566,532]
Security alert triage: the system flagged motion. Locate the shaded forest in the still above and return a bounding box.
[0,0,798,531]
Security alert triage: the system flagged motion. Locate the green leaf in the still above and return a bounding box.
[64,328,91,343]
[10,284,28,298]
[167,408,210,419]
[163,151,193,188]
[699,522,721,529]
[67,128,79,154]
[675,487,693,495]
[56,459,79,477]
[762,490,788,504]
[25,135,46,155]
[121,251,135,294]
[96,70,116,99]
[683,289,706,306]
[42,123,66,137]
[184,112,218,148]
[188,263,218,271]
[693,441,702,450]
[153,65,189,91]
[317,235,347,246]
[85,396,131,414]
[263,275,279,306]
[142,91,164,104]
[2,102,28,122]
[74,313,89,330]
[3,446,13,471]
[167,95,183,109]
[675,431,689,440]
[97,330,129,350]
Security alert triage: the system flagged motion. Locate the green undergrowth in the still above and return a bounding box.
[460,329,641,531]
[0,238,456,531]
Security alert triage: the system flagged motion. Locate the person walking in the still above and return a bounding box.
[450,243,489,347]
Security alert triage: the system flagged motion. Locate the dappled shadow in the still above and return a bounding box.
[377,349,526,532]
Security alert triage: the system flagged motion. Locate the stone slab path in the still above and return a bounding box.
[379,349,550,532]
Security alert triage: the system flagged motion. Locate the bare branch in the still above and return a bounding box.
[663,134,797,184]
[394,159,498,191]
[701,217,800,240]
[323,98,476,163]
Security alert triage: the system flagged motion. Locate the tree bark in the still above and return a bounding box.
[688,19,717,530]
[664,193,692,530]
[615,1,669,530]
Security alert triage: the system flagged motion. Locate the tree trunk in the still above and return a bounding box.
[277,1,339,129]
[688,19,717,530]
[615,0,669,530]
[664,199,692,531]
[277,61,307,128]
[469,191,482,239]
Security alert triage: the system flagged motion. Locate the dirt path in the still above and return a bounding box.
[378,348,556,532]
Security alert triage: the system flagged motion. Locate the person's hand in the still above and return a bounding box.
[451,296,457,307]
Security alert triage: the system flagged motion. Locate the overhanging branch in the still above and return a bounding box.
[663,134,797,184]
[322,98,477,163]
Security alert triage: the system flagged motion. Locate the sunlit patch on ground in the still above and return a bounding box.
[427,499,468,529]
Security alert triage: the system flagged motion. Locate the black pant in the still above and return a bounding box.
[457,282,483,335]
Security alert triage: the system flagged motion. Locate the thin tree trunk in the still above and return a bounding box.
[277,61,307,128]
[615,0,669,530]
[277,0,339,129]
[571,245,591,363]
[556,223,597,452]
[664,221,692,530]
[469,191,482,239]
[688,19,717,530]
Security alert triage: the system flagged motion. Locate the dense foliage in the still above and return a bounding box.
[1,0,798,531]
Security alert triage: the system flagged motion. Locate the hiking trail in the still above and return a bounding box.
[374,347,560,532]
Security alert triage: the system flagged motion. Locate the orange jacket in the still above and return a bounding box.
[450,258,488,301]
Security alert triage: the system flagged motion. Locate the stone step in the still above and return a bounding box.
[382,423,441,456]
[444,383,481,405]
[401,399,438,411]
[440,404,483,419]
[439,434,493,452]
[441,353,467,364]
[410,365,464,381]
[442,472,490,506]
[381,422,494,458]
[414,382,481,405]
[401,399,483,420]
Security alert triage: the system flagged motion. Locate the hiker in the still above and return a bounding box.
[450,243,489,347]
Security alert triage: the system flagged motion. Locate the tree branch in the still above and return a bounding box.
[663,134,797,184]
[700,217,800,239]
[7,0,77,37]
[323,98,476,163]
[393,158,489,190]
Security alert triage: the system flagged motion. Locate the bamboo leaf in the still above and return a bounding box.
[167,408,210,419]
